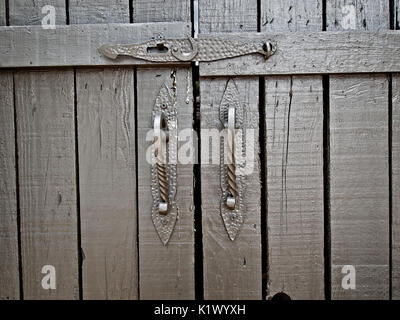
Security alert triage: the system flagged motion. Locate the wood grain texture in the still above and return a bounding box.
[265,76,324,299]
[132,0,190,23]
[328,0,390,300]
[0,72,20,300]
[326,0,389,31]
[393,74,400,299]
[261,0,324,300]
[197,31,400,76]
[200,78,261,300]
[137,68,194,299]
[69,0,129,24]
[0,0,6,26]
[76,69,137,299]
[261,0,322,32]
[396,0,400,29]
[15,70,79,299]
[199,0,257,33]
[0,23,191,68]
[9,0,66,26]
[330,74,389,299]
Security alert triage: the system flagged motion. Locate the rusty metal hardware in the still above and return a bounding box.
[151,84,178,245]
[219,79,247,241]
[98,37,276,62]
[154,112,169,214]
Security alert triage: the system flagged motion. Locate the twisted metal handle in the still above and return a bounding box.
[154,112,169,214]
[226,105,237,210]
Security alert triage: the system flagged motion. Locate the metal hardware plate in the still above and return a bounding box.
[219,79,247,241]
[98,37,276,62]
[151,84,178,245]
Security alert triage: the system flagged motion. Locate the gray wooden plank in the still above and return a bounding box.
[328,0,390,300]
[132,0,190,23]
[265,76,324,299]
[76,68,137,299]
[393,74,400,299]
[261,0,322,32]
[0,72,20,300]
[0,23,192,68]
[199,0,257,33]
[200,78,261,299]
[15,70,79,299]
[396,0,400,29]
[329,74,389,300]
[137,67,194,299]
[199,0,261,300]
[326,0,389,31]
[9,0,66,26]
[70,0,138,301]
[0,0,6,26]
[69,0,130,24]
[261,0,324,300]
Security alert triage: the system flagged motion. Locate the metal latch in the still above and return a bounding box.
[99,37,276,62]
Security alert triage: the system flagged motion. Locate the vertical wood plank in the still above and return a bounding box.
[327,0,390,300]
[261,0,324,300]
[15,70,79,299]
[9,0,66,26]
[0,0,6,25]
[326,0,389,31]
[393,74,400,299]
[200,78,261,299]
[132,0,190,23]
[261,0,322,32]
[137,68,194,299]
[0,72,20,300]
[76,69,137,299]
[396,0,400,29]
[10,0,78,300]
[199,0,257,33]
[69,0,138,300]
[265,76,324,299]
[199,0,261,300]
[69,0,130,24]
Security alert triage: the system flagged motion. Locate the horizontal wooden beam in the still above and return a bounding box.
[199,31,400,76]
[1,24,399,75]
[0,23,191,68]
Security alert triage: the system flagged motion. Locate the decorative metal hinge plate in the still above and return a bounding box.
[151,84,178,245]
[219,79,247,241]
[98,37,276,62]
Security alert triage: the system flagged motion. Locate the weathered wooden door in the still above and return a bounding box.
[0,0,399,300]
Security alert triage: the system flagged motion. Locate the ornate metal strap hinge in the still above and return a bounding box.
[220,80,247,241]
[98,37,276,62]
[151,84,178,245]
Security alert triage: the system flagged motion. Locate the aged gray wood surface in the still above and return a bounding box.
[265,76,324,299]
[10,2,79,300]
[69,0,130,24]
[396,0,400,29]
[132,0,191,23]
[0,0,5,26]
[137,68,194,299]
[15,70,79,299]
[9,0,66,26]
[0,23,191,68]
[200,78,262,299]
[328,1,390,300]
[262,0,324,300]
[199,0,257,33]
[393,74,400,299]
[199,0,261,300]
[70,0,138,300]
[198,31,400,76]
[76,68,137,299]
[0,72,19,300]
[329,74,389,299]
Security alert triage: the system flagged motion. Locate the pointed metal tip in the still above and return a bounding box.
[98,45,118,60]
